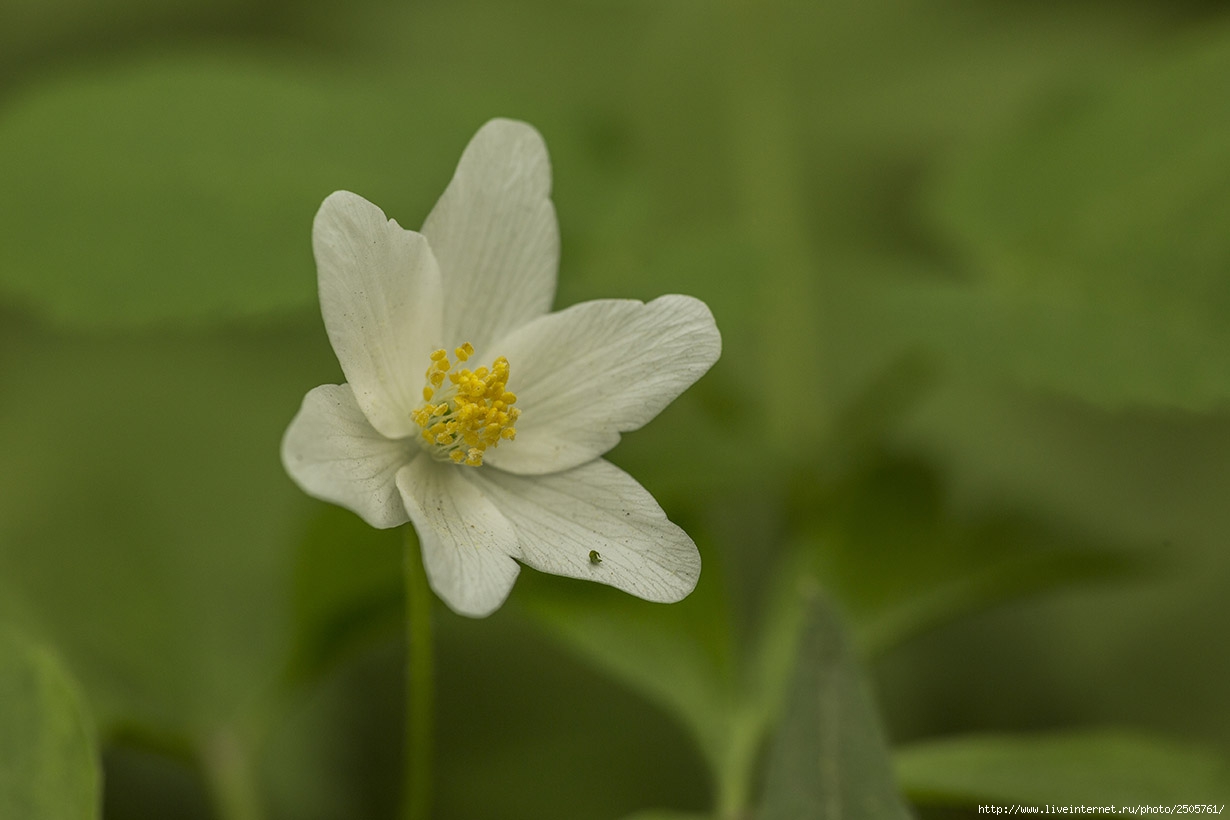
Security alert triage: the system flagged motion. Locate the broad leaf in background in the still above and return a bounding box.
[0,51,466,329]
[896,730,1230,808]
[858,303,1230,747]
[924,26,1230,411]
[759,591,912,820]
[0,310,343,800]
[796,455,1144,656]
[0,0,273,81]
[0,628,101,820]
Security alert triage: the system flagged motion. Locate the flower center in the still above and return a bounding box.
[411,342,520,467]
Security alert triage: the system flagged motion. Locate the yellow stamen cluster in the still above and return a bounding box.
[411,342,520,467]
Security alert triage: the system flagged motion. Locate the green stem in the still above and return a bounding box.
[713,707,764,820]
[716,757,752,820]
[403,525,434,820]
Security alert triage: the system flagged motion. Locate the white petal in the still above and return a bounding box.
[281,384,414,528]
[472,459,700,602]
[484,294,721,474]
[314,191,444,439]
[396,459,521,617]
[422,119,559,351]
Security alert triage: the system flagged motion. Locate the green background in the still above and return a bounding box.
[1,0,1228,817]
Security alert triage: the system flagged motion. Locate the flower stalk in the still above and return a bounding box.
[403,525,434,820]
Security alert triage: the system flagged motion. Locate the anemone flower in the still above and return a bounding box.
[282,119,721,617]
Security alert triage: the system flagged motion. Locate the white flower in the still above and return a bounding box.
[281,119,721,617]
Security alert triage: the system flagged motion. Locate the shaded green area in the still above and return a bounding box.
[1,0,1229,818]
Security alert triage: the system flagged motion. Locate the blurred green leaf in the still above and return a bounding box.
[799,456,1145,656]
[0,628,101,820]
[0,51,466,329]
[896,730,1230,808]
[0,309,394,814]
[759,591,912,820]
[884,380,1230,746]
[0,0,272,81]
[925,27,1230,410]
[0,310,336,738]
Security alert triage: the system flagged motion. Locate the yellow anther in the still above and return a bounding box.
[410,341,520,468]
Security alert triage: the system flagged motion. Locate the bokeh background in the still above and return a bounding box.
[2,0,1229,818]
